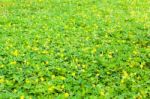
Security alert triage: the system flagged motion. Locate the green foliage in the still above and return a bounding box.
[0,0,150,98]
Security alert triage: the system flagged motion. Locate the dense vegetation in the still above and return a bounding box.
[0,0,150,98]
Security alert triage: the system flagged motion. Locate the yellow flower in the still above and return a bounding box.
[108,54,112,58]
[0,77,4,83]
[77,64,80,67]
[20,95,24,99]
[86,37,90,40]
[48,86,54,92]
[100,53,103,57]
[64,93,69,98]
[29,96,32,99]
[107,72,111,74]
[51,75,55,79]
[40,77,44,81]
[32,47,39,51]
[91,48,97,53]
[71,72,76,77]
[96,73,100,76]
[12,50,19,56]
[108,52,113,58]
[137,76,141,80]
[140,64,143,69]
[100,91,105,96]
[60,76,66,80]
[92,84,96,88]
[25,79,30,83]
[42,50,48,54]
[140,62,145,69]
[45,61,48,65]
[61,85,65,89]
[60,53,64,58]
[82,64,87,68]
[121,79,124,83]
[133,50,139,55]
[0,64,4,68]
[13,89,17,93]
[81,69,85,72]
[73,58,78,63]
[122,70,128,79]
[10,61,17,65]
[24,60,29,65]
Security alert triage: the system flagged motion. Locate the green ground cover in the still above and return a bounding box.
[0,0,150,98]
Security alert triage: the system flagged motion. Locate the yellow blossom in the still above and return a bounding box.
[107,72,111,74]
[140,62,145,69]
[133,50,139,55]
[91,48,97,53]
[74,58,78,62]
[108,54,112,58]
[48,86,54,92]
[96,73,100,76]
[60,76,66,80]
[77,64,80,67]
[40,77,44,81]
[51,75,55,79]
[29,96,32,99]
[61,85,65,89]
[10,61,17,65]
[108,52,113,58]
[25,79,30,83]
[82,64,87,68]
[42,50,48,54]
[71,72,76,77]
[0,64,4,68]
[60,53,64,57]
[92,84,96,87]
[100,91,105,96]
[64,93,69,98]
[20,95,24,99]
[32,47,39,51]
[86,37,90,40]
[121,79,124,83]
[100,53,103,57]
[45,61,48,65]
[13,89,17,93]
[81,69,85,72]
[140,64,144,69]
[122,71,128,79]
[0,77,4,83]
[12,50,19,56]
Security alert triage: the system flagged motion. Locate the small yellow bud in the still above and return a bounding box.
[100,91,105,96]
[51,75,55,79]
[122,71,128,79]
[0,78,4,83]
[61,85,65,89]
[25,79,30,83]
[10,61,17,65]
[45,61,48,65]
[20,95,24,99]
[40,77,44,81]
[71,72,76,77]
[64,93,69,98]
[91,48,97,53]
[60,76,66,80]
[0,64,4,68]
[12,50,19,56]
[48,86,54,92]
